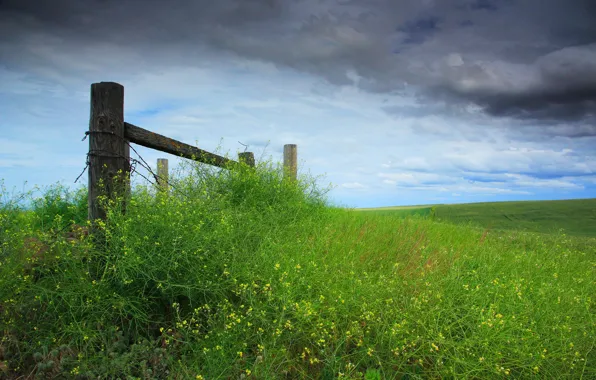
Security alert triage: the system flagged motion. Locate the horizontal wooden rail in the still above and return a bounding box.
[124,122,239,169]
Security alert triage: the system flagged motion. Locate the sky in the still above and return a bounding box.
[0,0,595,208]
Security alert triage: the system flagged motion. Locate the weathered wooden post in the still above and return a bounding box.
[238,152,255,168]
[157,158,169,192]
[88,82,130,223]
[283,144,297,181]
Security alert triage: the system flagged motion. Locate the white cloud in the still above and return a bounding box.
[378,172,455,186]
[341,182,367,190]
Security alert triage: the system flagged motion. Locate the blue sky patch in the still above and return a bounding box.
[133,108,163,117]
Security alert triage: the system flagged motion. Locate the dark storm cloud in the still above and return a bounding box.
[430,43,596,125]
[397,16,441,46]
[1,0,595,128]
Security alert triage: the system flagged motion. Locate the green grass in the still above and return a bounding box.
[354,205,438,211]
[1,165,595,379]
[357,199,596,238]
[355,207,432,219]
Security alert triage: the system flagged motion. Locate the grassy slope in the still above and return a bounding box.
[1,173,595,379]
[356,198,596,238]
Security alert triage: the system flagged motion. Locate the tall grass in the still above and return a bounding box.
[1,162,594,379]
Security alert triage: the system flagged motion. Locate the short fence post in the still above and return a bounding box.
[283,144,297,181]
[157,158,169,193]
[88,82,129,224]
[238,152,255,167]
[124,138,131,202]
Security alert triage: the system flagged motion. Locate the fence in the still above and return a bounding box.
[154,143,298,194]
[87,81,298,223]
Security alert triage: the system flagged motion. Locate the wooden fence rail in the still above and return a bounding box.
[88,81,297,223]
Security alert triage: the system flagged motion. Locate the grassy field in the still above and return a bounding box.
[354,207,433,219]
[1,165,595,379]
[356,198,596,238]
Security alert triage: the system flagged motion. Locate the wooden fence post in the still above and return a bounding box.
[88,82,129,223]
[238,152,255,167]
[283,144,297,181]
[124,138,131,202]
[157,158,169,192]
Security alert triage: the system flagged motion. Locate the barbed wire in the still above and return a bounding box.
[76,130,187,197]
[238,141,248,152]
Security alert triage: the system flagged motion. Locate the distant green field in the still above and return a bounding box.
[356,198,596,238]
[355,206,433,218]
